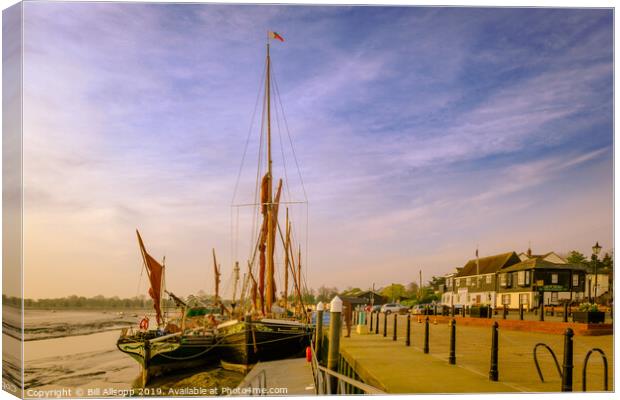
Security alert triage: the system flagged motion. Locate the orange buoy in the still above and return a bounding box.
[306,346,312,362]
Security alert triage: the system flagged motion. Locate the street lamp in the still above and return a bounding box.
[592,241,602,302]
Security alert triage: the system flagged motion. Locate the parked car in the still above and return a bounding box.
[380,303,408,314]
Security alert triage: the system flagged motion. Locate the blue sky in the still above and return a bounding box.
[19,3,613,298]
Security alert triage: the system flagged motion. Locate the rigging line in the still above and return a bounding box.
[271,74,293,204]
[231,58,267,206]
[271,65,308,202]
[249,73,268,263]
[271,69,308,269]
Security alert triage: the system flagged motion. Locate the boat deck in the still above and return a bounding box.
[236,358,315,395]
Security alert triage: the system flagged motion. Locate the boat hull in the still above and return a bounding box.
[117,333,219,386]
[217,319,312,366]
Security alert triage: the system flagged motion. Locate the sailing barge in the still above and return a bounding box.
[117,32,313,383]
[217,32,313,366]
[116,231,221,386]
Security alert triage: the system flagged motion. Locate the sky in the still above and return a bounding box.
[14,3,613,299]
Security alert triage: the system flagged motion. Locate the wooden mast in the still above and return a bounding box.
[265,39,275,314]
[232,261,240,311]
[212,249,221,306]
[283,209,290,313]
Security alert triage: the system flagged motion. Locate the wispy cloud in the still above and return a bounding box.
[20,4,613,297]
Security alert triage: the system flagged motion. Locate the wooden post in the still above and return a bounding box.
[489,322,499,381]
[449,319,456,365]
[519,304,524,320]
[327,296,343,393]
[315,301,324,359]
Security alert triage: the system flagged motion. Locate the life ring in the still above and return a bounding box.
[139,316,149,330]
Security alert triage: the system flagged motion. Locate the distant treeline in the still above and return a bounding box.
[2,294,176,310]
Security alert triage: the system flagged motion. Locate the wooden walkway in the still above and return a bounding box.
[236,358,315,395]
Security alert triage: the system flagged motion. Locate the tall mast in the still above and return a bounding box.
[212,249,221,306]
[284,209,290,313]
[265,40,275,314]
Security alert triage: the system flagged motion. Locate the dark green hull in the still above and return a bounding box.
[217,319,312,366]
[117,333,219,386]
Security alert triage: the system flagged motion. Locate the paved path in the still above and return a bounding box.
[338,314,613,393]
[237,358,315,395]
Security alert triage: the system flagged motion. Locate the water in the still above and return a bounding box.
[7,309,243,395]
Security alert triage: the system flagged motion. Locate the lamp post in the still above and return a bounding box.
[592,242,602,302]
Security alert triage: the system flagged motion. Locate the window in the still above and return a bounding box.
[551,292,558,303]
[519,293,530,305]
[525,270,531,285]
[551,273,558,284]
[466,277,471,286]
[502,294,510,305]
[486,275,492,284]
[518,271,525,286]
[572,274,579,287]
[506,273,512,288]
[500,274,507,287]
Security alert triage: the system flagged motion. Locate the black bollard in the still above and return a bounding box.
[503,306,507,320]
[424,316,430,354]
[563,303,568,323]
[434,304,438,316]
[449,319,456,365]
[462,306,466,317]
[393,314,398,341]
[375,311,379,334]
[369,311,374,331]
[489,321,499,381]
[405,315,411,346]
[539,302,545,321]
[519,304,524,320]
[383,312,388,337]
[451,305,455,317]
[561,328,574,392]
[488,306,493,319]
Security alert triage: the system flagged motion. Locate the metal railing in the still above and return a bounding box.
[533,343,563,383]
[236,368,267,396]
[582,348,608,391]
[310,340,384,394]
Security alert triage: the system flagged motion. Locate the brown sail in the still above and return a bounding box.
[136,230,164,325]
